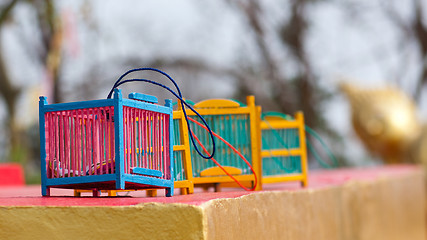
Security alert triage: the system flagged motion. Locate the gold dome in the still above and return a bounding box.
[340,82,421,163]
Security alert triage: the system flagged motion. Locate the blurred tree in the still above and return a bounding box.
[340,0,427,101]
[0,0,21,163]
[381,0,427,100]
[228,0,334,133]
[0,0,64,177]
[226,0,343,166]
[33,0,64,103]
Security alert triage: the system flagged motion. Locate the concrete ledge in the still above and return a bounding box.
[0,166,424,240]
[203,172,425,240]
[0,203,205,240]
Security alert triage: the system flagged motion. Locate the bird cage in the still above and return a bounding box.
[260,112,308,187]
[186,96,262,191]
[39,89,174,197]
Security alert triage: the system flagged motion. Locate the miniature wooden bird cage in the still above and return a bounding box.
[186,96,262,191]
[39,89,174,197]
[260,112,308,187]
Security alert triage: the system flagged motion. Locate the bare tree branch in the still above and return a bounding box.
[0,0,21,116]
[0,0,18,23]
[412,0,427,99]
[380,0,427,100]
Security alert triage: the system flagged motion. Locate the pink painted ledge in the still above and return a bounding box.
[0,165,419,207]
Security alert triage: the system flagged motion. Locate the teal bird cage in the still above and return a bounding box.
[260,112,308,187]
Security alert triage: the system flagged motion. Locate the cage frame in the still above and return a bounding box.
[185,96,262,191]
[39,89,174,197]
[260,111,308,187]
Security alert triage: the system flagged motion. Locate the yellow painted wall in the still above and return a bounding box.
[203,171,425,240]
[0,203,205,240]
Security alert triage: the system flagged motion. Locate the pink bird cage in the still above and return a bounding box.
[39,89,174,197]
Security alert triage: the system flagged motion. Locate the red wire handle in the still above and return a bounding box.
[188,117,258,191]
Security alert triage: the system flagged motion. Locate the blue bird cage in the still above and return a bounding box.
[39,89,174,197]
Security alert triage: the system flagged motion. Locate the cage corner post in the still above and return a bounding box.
[172,99,194,195]
[114,89,125,190]
[166,99,174,197]
[247,95,263,191]
[39,96,50,196]
[296,111,309,187]
[178,99,194,194]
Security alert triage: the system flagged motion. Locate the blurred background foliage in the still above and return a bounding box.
[0,0,426,183]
